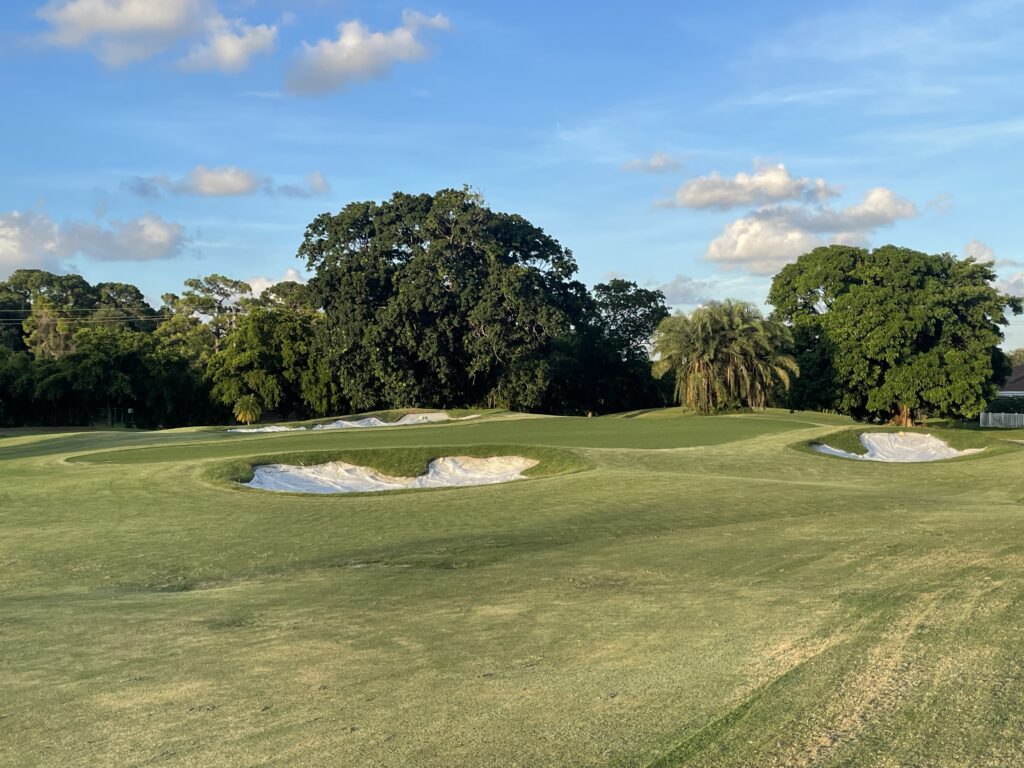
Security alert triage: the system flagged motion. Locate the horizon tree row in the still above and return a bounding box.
[1,188,1020,427]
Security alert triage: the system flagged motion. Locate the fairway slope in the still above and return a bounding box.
[3,411,1024,767]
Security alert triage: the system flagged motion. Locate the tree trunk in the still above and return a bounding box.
[888,403,913,427]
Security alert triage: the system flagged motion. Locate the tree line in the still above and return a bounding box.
[0,188,1019,428]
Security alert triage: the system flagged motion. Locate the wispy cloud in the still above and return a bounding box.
[123,166,331,198]
[656,273,712,305]
[758,2,1024,65]
[622,152,681,173]
[858,117,1024,154]
[720,86,872,109]
[998,271,1024,297]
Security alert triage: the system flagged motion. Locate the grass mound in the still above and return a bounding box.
[205,444,590,491]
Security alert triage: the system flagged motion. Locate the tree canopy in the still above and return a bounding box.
[4,188,1014,430]
[652,299,797,413]
[300,188,593,413]
[768,244,1021,424]
[0,194,671,426]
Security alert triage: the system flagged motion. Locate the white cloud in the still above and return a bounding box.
[37,0,207,65]
[246,267,306,297]
[656,274,712,306]
[0,212,65,277]
[0,210,186,277]
[38,0,275,72]
[61,215,186,262]
[622,152,681,173]
[706,216,823,276]
[669,163,839,210]
[179,165,263,196]
[178,16,277,73]
[124,167,330,198]
[287,9,451,95]
[704,187,918,275]
[965,239,995,262]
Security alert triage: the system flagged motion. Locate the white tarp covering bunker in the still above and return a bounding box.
[813,432,985,463]
[229,412,477,434]
[243,455,539,494]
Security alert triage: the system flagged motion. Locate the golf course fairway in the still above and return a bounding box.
[3,409,1024,767]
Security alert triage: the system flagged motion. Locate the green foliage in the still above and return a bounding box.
[1008,348,1024,367]
[592,279,668,363]
[986,396,1024,414]
[769,245,1022,423]
[652,299,798,413]
[300,188,590,414]
[0,271,219,427]
[232,394,262,425]
[0,196,678,424]
[165,274,252,352]
[209,306,317,416]
[0,269,159,359]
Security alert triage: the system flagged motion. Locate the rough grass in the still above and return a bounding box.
[3,408,1024,767]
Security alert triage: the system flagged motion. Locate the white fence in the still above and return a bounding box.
[980,412,1024,429]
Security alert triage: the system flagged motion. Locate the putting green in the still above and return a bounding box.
[2,409,1024,767]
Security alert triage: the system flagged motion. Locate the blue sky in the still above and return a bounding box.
[2,0,1023,345]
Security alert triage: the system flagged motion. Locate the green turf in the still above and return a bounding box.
[3,408,1024,767]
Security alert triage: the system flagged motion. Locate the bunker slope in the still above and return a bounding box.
[244,455,539,494]
[814,431,985,462]
[229,412,479,433]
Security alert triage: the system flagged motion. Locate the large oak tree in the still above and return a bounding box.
[298,188,590,413]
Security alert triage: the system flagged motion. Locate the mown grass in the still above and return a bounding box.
[3,408,1024,767]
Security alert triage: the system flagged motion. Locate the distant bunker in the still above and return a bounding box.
[229,412,464,433]
[244,455,539,494]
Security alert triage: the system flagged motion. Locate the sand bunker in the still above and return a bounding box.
[312,412,458,430]
[230,412,478,433]
[229,425,307,433]
[813,432,985,463]
[244,455,539,494]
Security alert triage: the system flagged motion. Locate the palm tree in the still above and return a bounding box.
[233,394,262,426]
[652,299,798,413]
